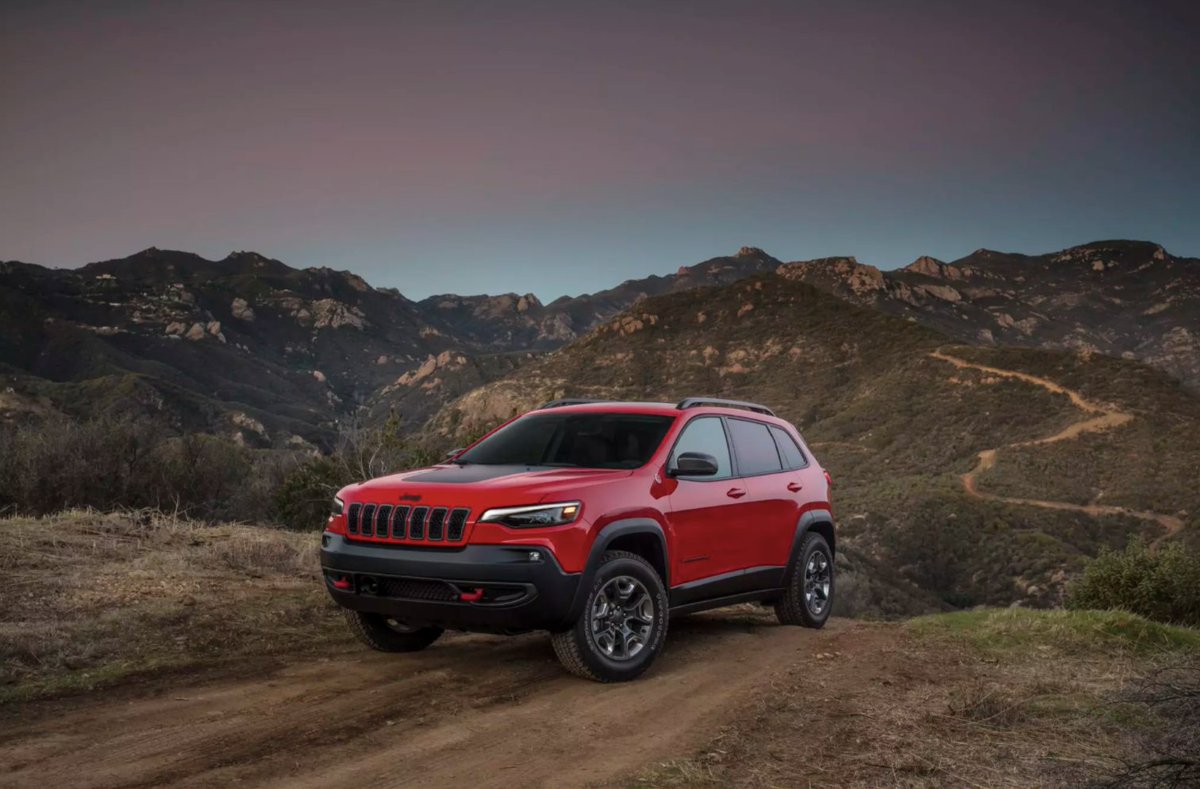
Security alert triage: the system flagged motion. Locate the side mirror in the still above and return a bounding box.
[444,447,464,460]
[668,451,719,477]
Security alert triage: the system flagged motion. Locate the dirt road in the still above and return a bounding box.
[0,611,865,788]
[929,350,1184,546]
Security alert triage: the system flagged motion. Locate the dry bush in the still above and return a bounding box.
[1100,662,1200,788]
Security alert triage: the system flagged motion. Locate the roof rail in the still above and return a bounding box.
[537,398,609,410]
[676,397,775,417]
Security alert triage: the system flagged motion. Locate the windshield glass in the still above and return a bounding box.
[457,413,675,469]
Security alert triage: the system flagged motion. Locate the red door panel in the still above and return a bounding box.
[668,480,753,584]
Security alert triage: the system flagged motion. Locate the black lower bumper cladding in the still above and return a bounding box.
[320,534,582,633]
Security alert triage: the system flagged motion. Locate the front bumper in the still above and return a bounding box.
[319,533,582,633]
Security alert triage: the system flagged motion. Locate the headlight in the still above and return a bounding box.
[479,501,581,528]
[332,496,345,516]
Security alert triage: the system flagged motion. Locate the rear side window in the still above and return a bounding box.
[727,418,783,476]
[670,417,732,479]
[769,425,808,469]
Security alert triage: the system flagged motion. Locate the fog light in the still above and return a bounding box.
[528,550,541,562]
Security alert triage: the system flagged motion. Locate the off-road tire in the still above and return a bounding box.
[551,550,669,682]
[344,610,444,652]
[775,532,834,628]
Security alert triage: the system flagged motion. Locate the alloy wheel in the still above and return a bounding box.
[804,551,831,616]
[590,575,655,660]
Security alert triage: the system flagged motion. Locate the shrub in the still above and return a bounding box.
[0,414,442,528]
[1066,539,1200,626]
[271,415,438,530]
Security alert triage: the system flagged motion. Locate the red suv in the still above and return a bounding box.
[321,398,835,682]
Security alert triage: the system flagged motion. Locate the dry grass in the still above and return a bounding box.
[0,509,348,705]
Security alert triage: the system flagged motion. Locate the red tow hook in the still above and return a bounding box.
[460,587,485,603]
[332,576,352,591]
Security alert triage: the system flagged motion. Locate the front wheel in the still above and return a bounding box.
[551,550,669,682]
[775,532,834,628]
[343,610,444,652]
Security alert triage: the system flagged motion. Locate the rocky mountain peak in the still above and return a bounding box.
[905,256,949,277]
[735,246,769,259]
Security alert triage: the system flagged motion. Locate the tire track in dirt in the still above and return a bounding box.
[0,612,854,789]
[929,350,1183,547]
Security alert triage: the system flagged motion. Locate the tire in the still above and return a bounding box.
[551,550,669,682]
[775,532,834,628]
[343,610,444,652]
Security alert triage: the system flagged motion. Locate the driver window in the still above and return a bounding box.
[670,417,733,479]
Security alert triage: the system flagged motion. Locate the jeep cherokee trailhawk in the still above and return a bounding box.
[321,398,835,682]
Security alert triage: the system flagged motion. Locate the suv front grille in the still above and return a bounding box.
[346,502,471,546]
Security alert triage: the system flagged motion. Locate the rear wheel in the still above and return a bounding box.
[551,550,668,682]
[775,532,834,628]
[344,610,443,652]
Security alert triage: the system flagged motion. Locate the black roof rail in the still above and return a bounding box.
[676,397,776,416]
[537,398,609,410]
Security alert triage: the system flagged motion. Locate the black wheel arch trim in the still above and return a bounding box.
[786,508,836,578]
[565,518,669,623]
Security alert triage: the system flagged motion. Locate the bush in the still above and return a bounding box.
[1066,539,1200,626]
[271,416,438,530]
[0,415,440,528]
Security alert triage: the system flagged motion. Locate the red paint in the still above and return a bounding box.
[325,402,834,586]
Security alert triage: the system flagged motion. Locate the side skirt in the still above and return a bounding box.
[669,588,785,616]
[668,565,785,613]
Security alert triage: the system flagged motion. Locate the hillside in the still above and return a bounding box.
[2,512,1196,788]
[780,240,1200,390]
[0,247,779,444]
[429,274,1200,613]
[2,240,1196,448]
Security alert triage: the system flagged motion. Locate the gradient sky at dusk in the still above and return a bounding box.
[3,0,1198,300]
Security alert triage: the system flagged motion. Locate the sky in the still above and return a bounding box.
[3,0,1198,300]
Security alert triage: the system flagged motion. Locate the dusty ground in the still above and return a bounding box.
[0,610,840,788]
[3,608,1195,789]
[2,512,1195,788]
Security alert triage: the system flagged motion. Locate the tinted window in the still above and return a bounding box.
[769,425,808,469]
[670,417,732,479]
[728,418,783,475]
[458,413,674,469]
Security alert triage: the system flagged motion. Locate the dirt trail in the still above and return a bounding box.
[0,613,869,789]
[929,350,1183,546]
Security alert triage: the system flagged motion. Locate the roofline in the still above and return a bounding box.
[534,397,779,418]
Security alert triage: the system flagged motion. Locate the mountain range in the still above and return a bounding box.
[2,239,1198,614]
[2,240,1195,451]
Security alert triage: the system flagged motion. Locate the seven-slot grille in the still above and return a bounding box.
[346,502,471,544]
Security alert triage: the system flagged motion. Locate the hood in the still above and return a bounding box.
[340,464,635,511]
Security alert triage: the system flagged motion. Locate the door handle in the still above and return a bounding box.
[726,487,747,499]
[787,482,803,492]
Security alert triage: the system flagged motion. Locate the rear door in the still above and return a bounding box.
[665,416,750,584]
[725,417,794,568]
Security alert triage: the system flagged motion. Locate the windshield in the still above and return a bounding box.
[456,413,675,469]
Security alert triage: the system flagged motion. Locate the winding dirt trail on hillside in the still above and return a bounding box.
[0,614,887,789]
[929,350,1183,546]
